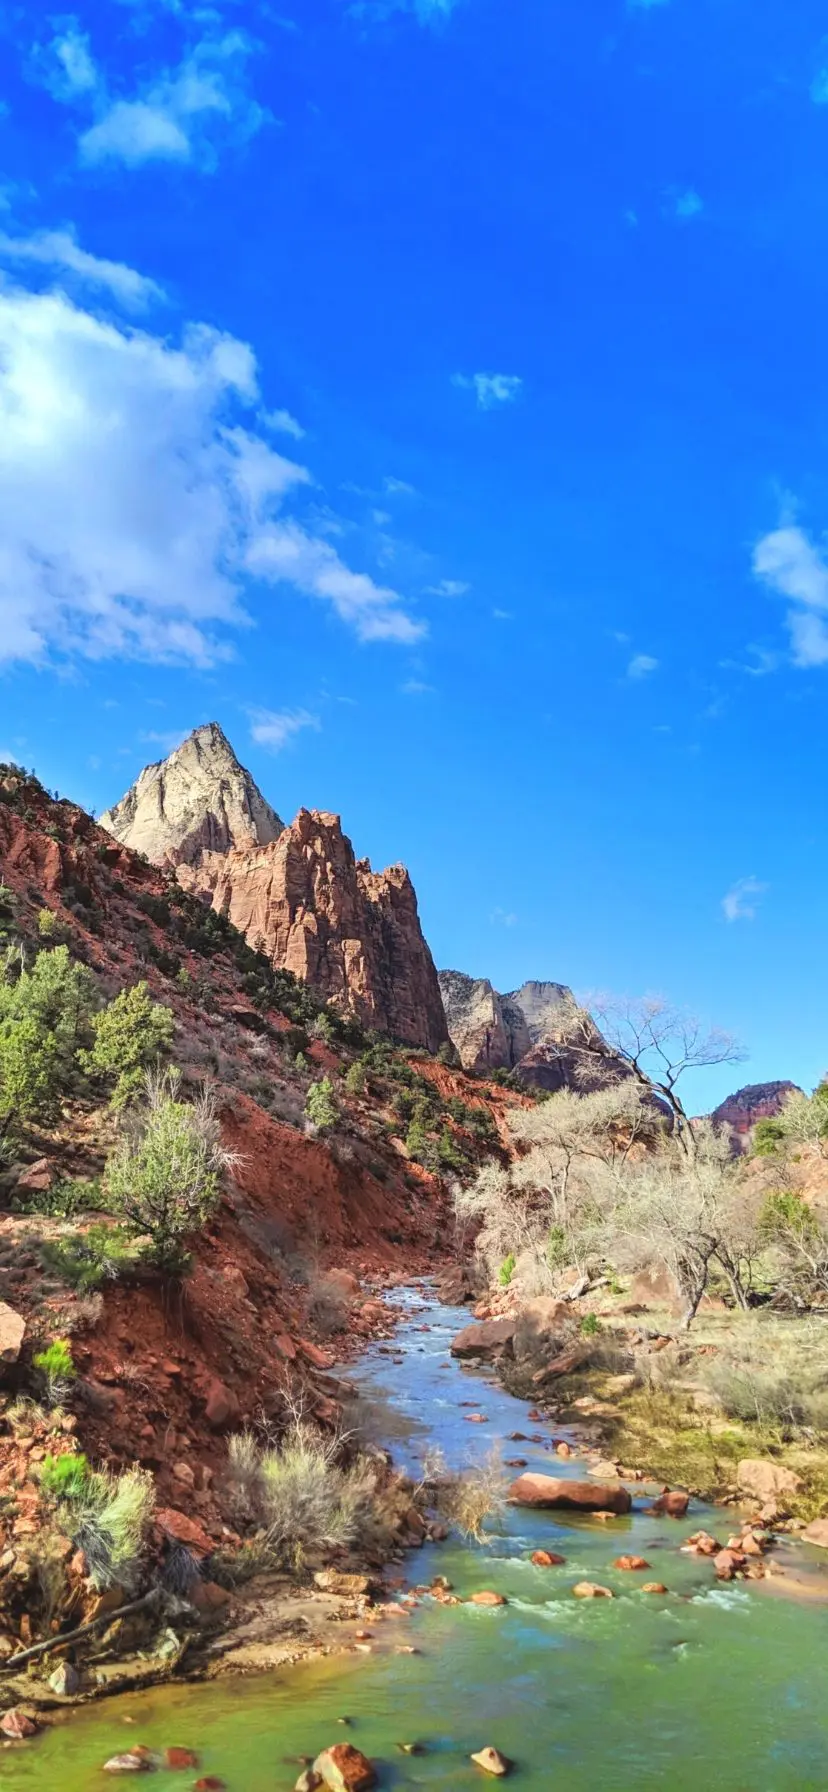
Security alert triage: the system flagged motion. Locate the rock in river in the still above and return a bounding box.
[509,1473,632,1515]
[471,1746,512,1776]
[314,1744,377,1791]
[451,1319,516,1358]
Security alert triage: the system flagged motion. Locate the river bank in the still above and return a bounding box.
[6,1282,828,1788]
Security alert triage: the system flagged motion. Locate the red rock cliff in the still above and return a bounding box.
[181,807,449,1053]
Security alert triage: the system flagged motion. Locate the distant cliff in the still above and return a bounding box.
[437,970,626,1092]
[712,1080,801,1144]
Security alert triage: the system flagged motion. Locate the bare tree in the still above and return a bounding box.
[456,1083,656,1288]
[544,993,745,1156]
[610,1120,753,1328]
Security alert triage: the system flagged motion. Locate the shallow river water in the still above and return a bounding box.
[7,1286,828,1789]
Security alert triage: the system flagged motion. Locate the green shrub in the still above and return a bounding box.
[437,1127,468,1172]
[498,1252,516,1287]
[579,1313,602,1337]
[304,1077,339,1133]
[39,1451,90,1501]
[104,1069,234,1272]
[344,1060,367,1097]
[405,1115,431,1164]
[13,1175,100,1219]
[33,1338,75,1406]
[36,908,67,943]
[82,981,175,1107]
[752,1117,786,1157]
[71,1466,155,1592]
[41,1222,138,1292]
[0,945,96,1135]
[311,1013,336,1045]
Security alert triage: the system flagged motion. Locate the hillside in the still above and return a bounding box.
[0,761,525,1674]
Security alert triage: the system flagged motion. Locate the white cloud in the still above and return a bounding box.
[722,877,767,923]
[0,228,164,310]
[492,607,512,620]
[384,476,416,495]
[753,522,828,666]
[36,19,99,101]
[248,707,320,751]
[668,188,704,222]
[627,653,659,679]
[348,0,460,25]
[452,371,523,410]
[490,906,518,928]
[261,406,305,440]
[426,578,470,597]
[400,678,435,695]
[0,277,423,667]
[35,22,267,170]
[245,520,422,643]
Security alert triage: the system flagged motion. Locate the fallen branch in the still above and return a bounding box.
[1,1587,161,1673]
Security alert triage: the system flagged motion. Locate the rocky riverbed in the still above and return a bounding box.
[3,1284,828,1789]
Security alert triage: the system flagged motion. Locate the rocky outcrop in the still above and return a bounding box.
[180,809,448,1052]
[438,971,626,1093]
[102,730,447,1052]
[437,972,531,1072]
[712,1081,800,1145]
[101,723,284,869]
[450,1317,517,1357]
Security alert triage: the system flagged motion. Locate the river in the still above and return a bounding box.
[7,1285,828,1789]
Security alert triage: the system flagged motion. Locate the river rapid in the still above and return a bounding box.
[8,1285,828,1790]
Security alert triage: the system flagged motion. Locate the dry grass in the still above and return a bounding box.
[430,1445,509,1543]
[226,1424,378,1570]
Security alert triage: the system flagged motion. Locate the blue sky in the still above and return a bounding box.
[1,0,828,1108]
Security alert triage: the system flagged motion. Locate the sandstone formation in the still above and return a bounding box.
[712,1081,800,1146]
[190,809,447,1051]
[438,970,626,1093]
[102,727,447,1052]
[101,723,283,869]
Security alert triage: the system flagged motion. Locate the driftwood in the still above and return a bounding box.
[1,1586,160,1672]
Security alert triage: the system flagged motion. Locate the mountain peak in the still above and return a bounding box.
[100,723,284,868]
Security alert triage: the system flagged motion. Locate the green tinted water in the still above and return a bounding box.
[7,1288,828,1789]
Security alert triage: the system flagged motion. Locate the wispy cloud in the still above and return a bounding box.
[33,20,268,170]
[0,227,164,310]
[384,476,416,496]
[0,270,424,667]
[426,578,470,598]
[248,707,321,751]
[628,0,670,9]
[400,678,435,695]
[753,522,828,667]
[492,607,512,620]
[722,876,767,923]
[33,19,98,101]
[666,188,704,222]
[627,652,659,679]
[811,67,828,104]
[452,371,523,410]
[260,408,305,441]
[348,0,460,27]
[141,727,188,754]
[490,906,518,928]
